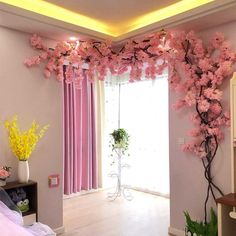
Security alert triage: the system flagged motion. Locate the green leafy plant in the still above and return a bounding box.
[184,208,217,236]
[110,128,129,151]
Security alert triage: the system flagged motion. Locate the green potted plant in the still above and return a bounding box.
[184,208,217,236]
[110,128,129,151]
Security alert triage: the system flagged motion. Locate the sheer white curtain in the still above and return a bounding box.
[94,78,105,188]
[104,73,169,196]
[103,73,121,188]
[120,77,169,196]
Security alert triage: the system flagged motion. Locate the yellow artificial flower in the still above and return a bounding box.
[4,116,49,161]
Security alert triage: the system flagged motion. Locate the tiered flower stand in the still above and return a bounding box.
[107,148,133,201]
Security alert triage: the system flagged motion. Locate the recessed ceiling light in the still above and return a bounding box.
[69,36,78,41]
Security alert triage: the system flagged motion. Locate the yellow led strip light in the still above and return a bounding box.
[0,0,215,37]
[0,0,114,36]
[118,0,215,35]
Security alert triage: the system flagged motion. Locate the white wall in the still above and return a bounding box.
[0,26,63,229]
[169,21,236,231]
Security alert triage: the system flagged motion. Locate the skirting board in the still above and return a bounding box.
[53,226,65,235]
[168,227,185,236]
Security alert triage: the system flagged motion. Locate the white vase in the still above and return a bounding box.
[0,179,6,187]
[18,160,29,183]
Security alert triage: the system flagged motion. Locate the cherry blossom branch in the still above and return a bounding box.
[180,37,227,223]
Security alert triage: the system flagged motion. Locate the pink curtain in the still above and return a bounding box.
[63,67,98,195]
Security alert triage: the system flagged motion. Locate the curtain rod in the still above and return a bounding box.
[63,59,89,69]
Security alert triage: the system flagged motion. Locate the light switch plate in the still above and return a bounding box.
[177,137,185,145]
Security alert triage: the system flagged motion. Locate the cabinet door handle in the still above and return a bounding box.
[229,207,236,219]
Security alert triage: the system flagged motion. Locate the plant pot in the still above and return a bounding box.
[0,178,6,187]
[18,160,29,183]
[114,143,123,148]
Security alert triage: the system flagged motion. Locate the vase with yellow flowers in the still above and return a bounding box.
[4,116,49,183]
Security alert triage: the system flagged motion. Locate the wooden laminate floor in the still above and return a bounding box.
[62,190,170,236]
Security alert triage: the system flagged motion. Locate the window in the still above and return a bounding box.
[104,75,169,196]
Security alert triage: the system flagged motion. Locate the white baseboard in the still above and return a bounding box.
[168,226,185,236]
[63,188,103,199]
[130,187,170,198]
[53,226,65,235]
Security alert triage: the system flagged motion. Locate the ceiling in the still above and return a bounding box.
[45,0,179,25]
[0,0,236,43]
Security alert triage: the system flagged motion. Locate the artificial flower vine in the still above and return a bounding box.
[168,31,235,223]
[24,30,169,88]
[25,30,236,223]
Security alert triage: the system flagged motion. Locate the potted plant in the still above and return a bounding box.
[108,128,133,200]
[184,208,217,236]
[110,128,129,151]
[4,116,49,183]
[0,166,11,186]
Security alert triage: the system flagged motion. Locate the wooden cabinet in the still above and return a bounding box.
[231,73,236,191]
[2,180,38,224]
[216,73,236,235]
[216,194,236,236]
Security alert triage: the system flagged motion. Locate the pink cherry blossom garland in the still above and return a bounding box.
[24,31,169,88]
[25,30,236,222]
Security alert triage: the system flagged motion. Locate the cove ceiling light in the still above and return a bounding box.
[0,0,215,38]
[119,0,215,35]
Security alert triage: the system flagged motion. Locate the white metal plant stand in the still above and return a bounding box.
[107,148,133,201]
